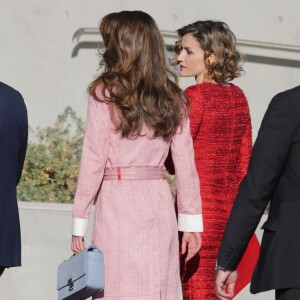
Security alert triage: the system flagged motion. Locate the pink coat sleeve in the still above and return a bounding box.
[171,117,203,232]
[72,95,111,235]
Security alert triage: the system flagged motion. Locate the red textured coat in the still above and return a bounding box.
[181,82,252,299]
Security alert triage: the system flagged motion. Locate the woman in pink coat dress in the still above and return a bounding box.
[71,11,203,300]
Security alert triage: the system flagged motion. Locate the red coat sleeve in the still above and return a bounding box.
[185,86,204,141]
[235,114,252,183]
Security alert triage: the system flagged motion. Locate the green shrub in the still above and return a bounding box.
[17,107,84,203]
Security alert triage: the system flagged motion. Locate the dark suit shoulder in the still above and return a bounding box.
[276,85,300,126]
[0,82,27,135]
[266,87,298,121]
[0,82,26,114]
[284,84,300,97]
[273,85,300,106]
[0,81,21,96]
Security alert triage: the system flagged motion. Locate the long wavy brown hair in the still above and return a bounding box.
[175,20,244,84]
[89,11,188,139]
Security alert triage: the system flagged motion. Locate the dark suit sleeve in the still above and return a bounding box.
[217,91,296,270]
[16,95,28,185]
[17,127,28,185]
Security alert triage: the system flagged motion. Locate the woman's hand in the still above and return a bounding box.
[181,232,202,262]
[71,235,85,254]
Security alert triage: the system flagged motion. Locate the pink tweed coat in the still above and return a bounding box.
[72,92,202,300]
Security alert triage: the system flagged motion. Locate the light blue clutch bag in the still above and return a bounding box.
[57,245,104,300]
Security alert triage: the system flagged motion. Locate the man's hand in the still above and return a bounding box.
[181,232,202,262]
[215,269,238,300]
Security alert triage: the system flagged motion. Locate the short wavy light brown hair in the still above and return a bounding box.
[89,11,187,139]
[176,20,244,84]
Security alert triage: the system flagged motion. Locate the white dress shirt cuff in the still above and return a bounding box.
[178,213,203,232]
[72,218,88,236]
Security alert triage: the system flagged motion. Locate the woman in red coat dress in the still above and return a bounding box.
[175,21,258,299]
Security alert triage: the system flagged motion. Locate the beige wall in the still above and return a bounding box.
[1,0,300,136]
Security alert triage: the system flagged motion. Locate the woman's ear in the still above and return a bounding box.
[208,53,216,65]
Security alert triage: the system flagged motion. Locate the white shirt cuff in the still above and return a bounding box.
[72,218,88,236]
[178,213,203,232]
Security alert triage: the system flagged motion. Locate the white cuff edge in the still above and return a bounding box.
[178,213,203,232]
[72,218,88,236]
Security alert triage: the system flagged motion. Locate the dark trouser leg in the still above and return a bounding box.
[0,267,5,277]
[276,288,300,300]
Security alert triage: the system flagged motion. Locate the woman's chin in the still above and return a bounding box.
[179,71,189,78]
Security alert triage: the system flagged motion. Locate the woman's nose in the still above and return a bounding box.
[177,51,184,62]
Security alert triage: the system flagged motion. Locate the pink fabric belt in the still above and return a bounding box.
[103,166,164,180]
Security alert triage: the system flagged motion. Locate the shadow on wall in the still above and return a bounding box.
[72,42,300,68]
[71,42,102,58]
[70,28,300,69]
[246,54,300,68]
